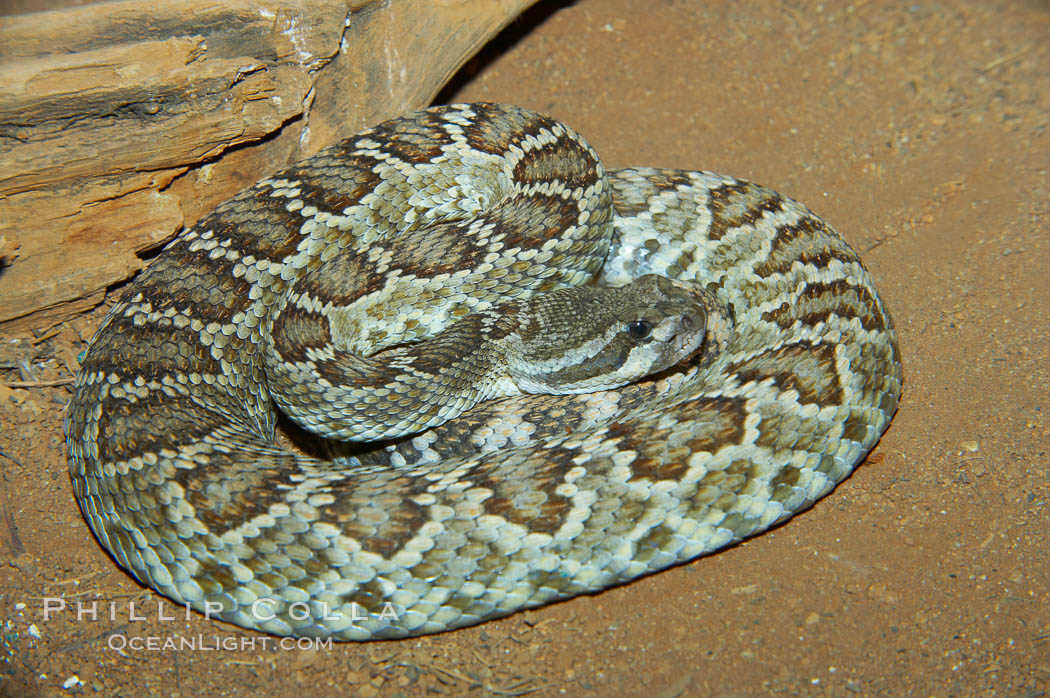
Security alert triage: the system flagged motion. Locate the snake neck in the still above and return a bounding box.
[262,276,720,443]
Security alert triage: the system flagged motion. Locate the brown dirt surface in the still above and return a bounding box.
[2,1,1048,696]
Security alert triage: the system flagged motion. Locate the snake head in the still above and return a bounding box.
[507,274,727,395]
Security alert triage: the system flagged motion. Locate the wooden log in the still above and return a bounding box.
[0,0,535,331]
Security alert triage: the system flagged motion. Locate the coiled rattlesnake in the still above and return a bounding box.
[66,103,901,640]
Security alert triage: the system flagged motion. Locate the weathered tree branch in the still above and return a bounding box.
[0,0,535,331]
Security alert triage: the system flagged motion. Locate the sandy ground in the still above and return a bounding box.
[2,0,1049,696]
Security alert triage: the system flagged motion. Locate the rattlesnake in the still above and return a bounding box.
[65,103,902,640]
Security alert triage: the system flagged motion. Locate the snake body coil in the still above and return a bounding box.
[66,103,901,640]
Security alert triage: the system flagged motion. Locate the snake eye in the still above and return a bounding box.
[626,319,654,341]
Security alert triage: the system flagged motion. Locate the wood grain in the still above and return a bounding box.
[0,0,535,330]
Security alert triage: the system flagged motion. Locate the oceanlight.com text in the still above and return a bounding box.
[106,633,333,652]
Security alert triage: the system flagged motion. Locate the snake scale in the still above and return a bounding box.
[65,103,901,640]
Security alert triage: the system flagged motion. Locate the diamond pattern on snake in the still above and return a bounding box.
[65,103,902,640]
